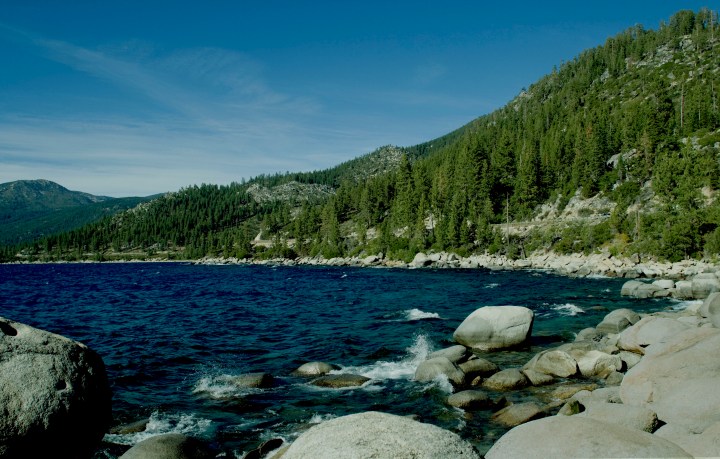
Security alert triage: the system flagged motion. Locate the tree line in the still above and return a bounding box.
[4,9,720,264]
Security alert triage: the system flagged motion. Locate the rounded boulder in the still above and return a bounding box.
[453,306,534,351]
[415,356,465,386]
[485,416,690,458]
[0,317,111,458]
[292,361,339,377]
[119,434,216,459]
[282,411,481,458]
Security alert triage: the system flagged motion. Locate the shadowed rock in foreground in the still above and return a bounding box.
[0,316,111,458]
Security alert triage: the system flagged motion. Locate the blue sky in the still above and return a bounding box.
[0,2,714,196]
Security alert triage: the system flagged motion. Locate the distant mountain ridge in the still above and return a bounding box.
[0,179,112,212]
[0,179,154,246]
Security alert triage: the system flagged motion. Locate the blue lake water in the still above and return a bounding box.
[0,263,685,456]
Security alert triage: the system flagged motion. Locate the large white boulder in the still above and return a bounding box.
[700,291,720,327]
[485,416,690,458]
[0,317,111,458]
[617,316,690,354]
[411,252,432,268]
[691,273,720,299]
[621,327,720,433]
[282,411,481,458]
[620,280,665,299]
[453,306,534,351]
[577,401,658,432]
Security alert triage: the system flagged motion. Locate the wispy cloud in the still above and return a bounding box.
[0,24,472,196]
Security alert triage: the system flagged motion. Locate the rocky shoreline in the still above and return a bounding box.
[267,286,720,458]
[4,256,720,457]
[197,249,720,281]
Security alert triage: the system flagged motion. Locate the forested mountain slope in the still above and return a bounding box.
[4,9,720,263]
[0,180,152,246]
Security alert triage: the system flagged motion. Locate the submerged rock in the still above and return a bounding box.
[229,372,275,388]
[310,374,370,388]
[282,411,481,458]
[453,306,534,351]
[0,316,111,458]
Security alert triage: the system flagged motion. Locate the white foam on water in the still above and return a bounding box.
[309,413,336,424]
[103,411,213,446]
[405,308,442,320]
[484,283,499,289]
[192,374,264,399]
[333,334,434,381]
[551,303,585,316]
[420,374,454,394]
[669,299,702,311]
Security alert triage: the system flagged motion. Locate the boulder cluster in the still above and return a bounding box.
[481,297,720,458]
[197,250,719,280]
[281,297,720,458]
[621,271,720,302]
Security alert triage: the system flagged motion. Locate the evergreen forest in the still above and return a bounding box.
[4,9,720,264]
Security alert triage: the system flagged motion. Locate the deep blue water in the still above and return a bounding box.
[0,263,684,456]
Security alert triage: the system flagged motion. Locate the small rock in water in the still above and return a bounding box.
[447,390,492,410]
[523,349,578,378]
[230,372,274,389]
[414,357,466,386]
[108,419,149,435]
[491,402,545,427]
[459,357,499,379]
[310,374,370,388]
[482,368,528,391]
[292,362,339,377]
[521,369,554,386]
[119,433,216,459]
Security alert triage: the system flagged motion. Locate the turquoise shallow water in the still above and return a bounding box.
[0,263,683,456]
